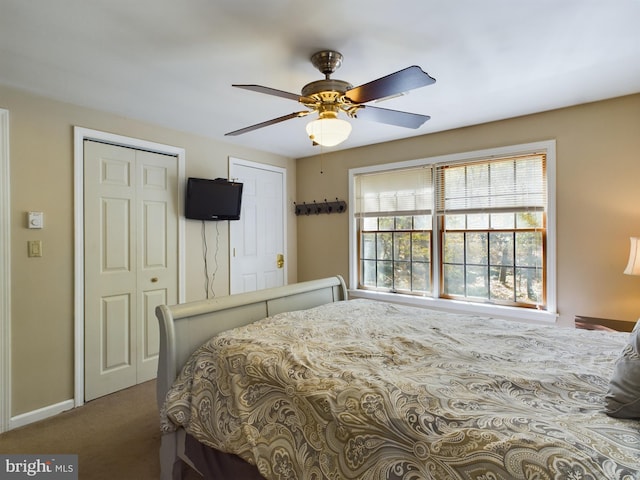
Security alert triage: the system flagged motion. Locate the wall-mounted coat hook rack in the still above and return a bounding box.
[294,198,347,216]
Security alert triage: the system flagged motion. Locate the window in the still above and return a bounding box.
[361,214,432,294]
[356,166,434,294]
[350,141,556,318]
[438,154,546,307]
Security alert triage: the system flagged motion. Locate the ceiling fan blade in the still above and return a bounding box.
[225,111,310,136]
[345,66,435,104]
[232,84,301,101]
[355,105,430,129]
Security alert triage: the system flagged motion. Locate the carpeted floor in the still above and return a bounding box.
[0,380,201,479]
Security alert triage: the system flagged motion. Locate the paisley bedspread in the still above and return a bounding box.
[161,299,640,479]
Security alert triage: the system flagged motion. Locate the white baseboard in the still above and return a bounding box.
[9,399,74,430]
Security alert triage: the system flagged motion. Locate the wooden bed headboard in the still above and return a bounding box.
[155,275,348,408]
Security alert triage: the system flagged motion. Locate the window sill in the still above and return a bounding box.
[348,289,558,325]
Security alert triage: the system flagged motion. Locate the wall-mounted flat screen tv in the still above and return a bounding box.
[185,177,243,221]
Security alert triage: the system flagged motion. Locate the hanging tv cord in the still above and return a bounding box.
[201,220,220,299]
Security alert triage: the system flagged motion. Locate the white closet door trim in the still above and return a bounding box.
[73,127,186,407]
[0,109,10,433]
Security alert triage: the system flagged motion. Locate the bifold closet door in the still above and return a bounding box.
[84,141,178,401]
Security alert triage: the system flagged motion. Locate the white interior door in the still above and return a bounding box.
[230,159,286,294]
[84,141,178,401]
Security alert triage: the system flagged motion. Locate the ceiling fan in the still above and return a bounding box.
[225,50,436,147]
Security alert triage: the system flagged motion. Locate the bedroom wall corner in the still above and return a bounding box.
[294,153,351,283]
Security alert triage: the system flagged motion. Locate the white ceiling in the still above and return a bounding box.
[1,0,639,159]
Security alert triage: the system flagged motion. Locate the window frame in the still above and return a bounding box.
[348,140,557,323]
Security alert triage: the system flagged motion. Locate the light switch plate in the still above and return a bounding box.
[28,211,44,229]
[28,240,42,257]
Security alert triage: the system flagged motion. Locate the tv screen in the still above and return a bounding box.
[185,177,243,221]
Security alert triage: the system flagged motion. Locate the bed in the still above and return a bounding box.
[156,276,640,480]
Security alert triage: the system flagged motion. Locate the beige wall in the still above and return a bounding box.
[296,94,640,328]
[1,84,297,416]
[4,84,640,419]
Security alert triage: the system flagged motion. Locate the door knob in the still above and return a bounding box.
[276,254,284,269]
[151,277,158,283]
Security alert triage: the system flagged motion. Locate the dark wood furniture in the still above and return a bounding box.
[574,315,636,333]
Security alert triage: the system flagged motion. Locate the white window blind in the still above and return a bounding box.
[435,154,546,215]
[354,167,433,217]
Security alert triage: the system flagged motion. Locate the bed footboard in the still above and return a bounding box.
[155,275,348,480]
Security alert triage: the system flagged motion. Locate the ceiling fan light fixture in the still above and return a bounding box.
[306,116,352,147]
[227,50,435,145]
